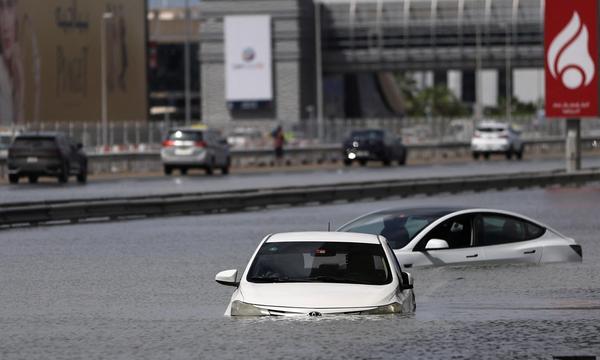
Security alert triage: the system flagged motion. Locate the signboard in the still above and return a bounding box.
[545,0,599,117]
[224,15,272,108]
[0,0,147,126]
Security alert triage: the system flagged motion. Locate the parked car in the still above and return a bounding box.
[215,231,416,316]
[471,121,524,160]
[161,127,230,175]
[338,207,582,268]
[342,129,406,166]
[7,132,87,184]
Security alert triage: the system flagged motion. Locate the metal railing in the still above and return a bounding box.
[10,117,600,152]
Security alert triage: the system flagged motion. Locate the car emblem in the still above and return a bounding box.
[308,311,322,317]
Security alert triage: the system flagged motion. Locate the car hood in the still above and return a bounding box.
[239,282,397,309]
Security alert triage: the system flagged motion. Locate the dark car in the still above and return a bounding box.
[342,129,407,166]
[7,132,88,184]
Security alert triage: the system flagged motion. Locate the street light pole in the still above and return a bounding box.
[315,1,324,142]
[101,12,114,150]
[184,0,192,125]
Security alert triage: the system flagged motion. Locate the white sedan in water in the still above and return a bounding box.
[337,207,582,268]
[215,232,416,316]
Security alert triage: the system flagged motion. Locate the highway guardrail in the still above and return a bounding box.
[0,169,598,228]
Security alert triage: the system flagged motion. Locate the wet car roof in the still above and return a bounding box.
[267,231,381,244]
[365,206,467,218]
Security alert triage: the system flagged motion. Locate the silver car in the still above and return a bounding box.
[160,127,231,175]
[471,121,524,160]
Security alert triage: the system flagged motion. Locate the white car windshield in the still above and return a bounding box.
[247,242,392,285]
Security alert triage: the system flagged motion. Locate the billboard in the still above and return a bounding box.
[224,15,272,109]
[0,0,147,126]
[545,0,598,118]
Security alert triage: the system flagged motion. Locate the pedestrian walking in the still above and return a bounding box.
[272,125,285,166]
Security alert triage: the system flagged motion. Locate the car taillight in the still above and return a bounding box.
[194,141,206,148]
[162,140,175,147]
[473,132,481,138]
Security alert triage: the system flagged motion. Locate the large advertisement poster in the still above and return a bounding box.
[224,15,272,108]
[0,0,147,126]
[545,0,598,118]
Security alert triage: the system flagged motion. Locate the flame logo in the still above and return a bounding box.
[547,12,596,89]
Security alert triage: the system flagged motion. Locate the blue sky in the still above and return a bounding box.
[148,0,200,8]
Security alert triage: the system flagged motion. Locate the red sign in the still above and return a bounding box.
[545,0,599,117]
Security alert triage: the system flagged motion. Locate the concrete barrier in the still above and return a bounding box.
[0,168,598,228]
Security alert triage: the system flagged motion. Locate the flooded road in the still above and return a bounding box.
[1,185,599,359]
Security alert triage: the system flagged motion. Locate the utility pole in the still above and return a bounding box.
[315,2,324,142]
[101,12,114,150]
[565,119,581,172]
[184,0,192,125]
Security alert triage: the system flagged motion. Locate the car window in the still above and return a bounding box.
[246,241,392,285]
[12,137,57,149]
[474,214,546,246]
[339,214,437,250]
[416,214,472,250]
[350,130,383,140]
[166,130,203,141]
[0,135,12,149]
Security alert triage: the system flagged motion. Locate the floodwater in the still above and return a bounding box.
[1,186,599,359]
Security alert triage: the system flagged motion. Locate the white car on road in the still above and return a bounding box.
[215,231,416,316]
[338,207,582,268]
[471,121,524,160]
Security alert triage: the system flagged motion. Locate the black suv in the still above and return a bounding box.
[342,129,407,166]
[7,132,88,184]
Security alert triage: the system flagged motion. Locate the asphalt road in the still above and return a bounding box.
[0,185,599,358]
[1,156,599,204]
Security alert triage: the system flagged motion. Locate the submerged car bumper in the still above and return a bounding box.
[229,300,412,316]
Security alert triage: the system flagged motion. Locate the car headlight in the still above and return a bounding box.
[230,301,270,316]
[356,302,403,315]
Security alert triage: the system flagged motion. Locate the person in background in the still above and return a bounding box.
[272,125,285,166]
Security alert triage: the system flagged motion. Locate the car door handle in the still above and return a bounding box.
[466,254,478,258]
[523,250,536,254]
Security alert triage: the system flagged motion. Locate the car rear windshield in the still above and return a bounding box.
[350,130,384,140]
[477,127,506,132]
[247,241,392,285]
[166,130,203,141]
[12,137,57,149]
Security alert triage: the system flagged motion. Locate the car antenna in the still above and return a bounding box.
[327,221,331,232]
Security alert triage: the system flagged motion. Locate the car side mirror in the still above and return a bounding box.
[219,139,228,145]
[425,239,449,250]
[215,269,239,287]
[401,271,413,290]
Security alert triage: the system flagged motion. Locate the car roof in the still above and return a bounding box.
[477,121,508,128]
[169,128,205,132]
[364,206,468,218]
[266,231,381,244]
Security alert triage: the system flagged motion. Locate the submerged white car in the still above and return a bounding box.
[338,207,582,268]
[215,231,416,316]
